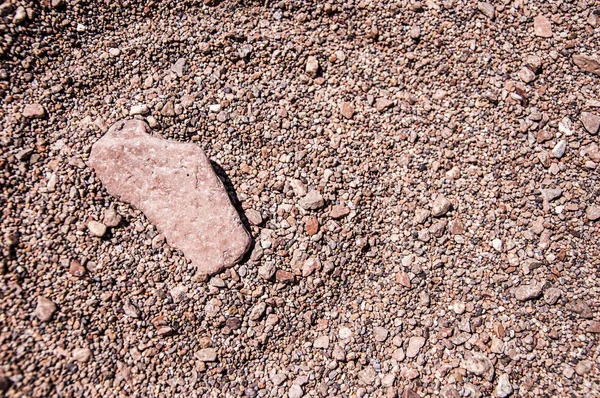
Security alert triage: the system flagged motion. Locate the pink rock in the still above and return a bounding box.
[88,120,251,275]
[23,103,46,119]
[573,54,600,77]
[340,102,355,119]
[533,15,552,38]
[581,112,600,135]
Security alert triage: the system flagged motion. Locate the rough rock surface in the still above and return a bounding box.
[22,103,46,119]
[3,1,600,397]
[88,120,251,275]
[573,54,600,76]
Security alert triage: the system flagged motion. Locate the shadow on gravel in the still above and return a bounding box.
[210,160,255,264]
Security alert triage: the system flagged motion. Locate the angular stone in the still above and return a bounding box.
[299,190,324,210]
[249,302,266,321]
[195,347,217,362]
[245,209,262,226]
[305,216,319,236]
[88,120,251,275]
[566,300,593,319]
[533,15,552,38]
[573,54,600,76]
[515,284,543,301]
[543,287,562,305]
[313,336,329,349]
[330,204,350,219]
[525,55,542,73]
[373,326,389,342]
[495,374,513,398]
[103,208,122,227]
[130,104,149,115]
[477,2,495,19]
[463,352,492,377]
[72,347,92,363]
[551,140,567,159]
[432,194,452,217]
[375,98,394,112]
[258,263,276,280]
[306,56,319,77]
[340,102,355,119]
[34,296,57,322]
[581,112,600,135]
[122,300,140,318]
[540,187,562,202]
[69,259,86,277]
[288,385,303,398]
[275,269,295,283]
[302,258,320,277]
[396,271,411,288]
[171,58,186,77]
[23,103,46,119]
[575,360,593,376]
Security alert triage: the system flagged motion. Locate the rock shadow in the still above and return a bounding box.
[210,160,255,264]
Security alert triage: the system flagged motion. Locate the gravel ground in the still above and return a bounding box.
[1,0,600,397]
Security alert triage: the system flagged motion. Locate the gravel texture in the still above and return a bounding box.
[1,0,600,397]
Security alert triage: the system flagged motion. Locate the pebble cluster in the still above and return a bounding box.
[1,0,600,397]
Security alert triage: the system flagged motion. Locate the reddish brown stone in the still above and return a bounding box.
[88,120,251,276]
[69,259,86,277]
[275,269,295,283]
[587,321,600,333]
[396,271,411,288]
[305,216,319,236]
[448,219,464,235]
[573,54,600,77]
[340,102,355,119]
[330,204,350,219]
[581,112,600,134]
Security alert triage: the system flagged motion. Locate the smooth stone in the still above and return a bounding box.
[581,112,600,134]
[88,221,107,237]
[406,336,425,358]
[552,140,567,158]
[88,120,251,275]
[586,206,600,221]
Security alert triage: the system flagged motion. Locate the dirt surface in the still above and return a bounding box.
[1,0,600,397]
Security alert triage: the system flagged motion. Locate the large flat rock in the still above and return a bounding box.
[88,119,251,275]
